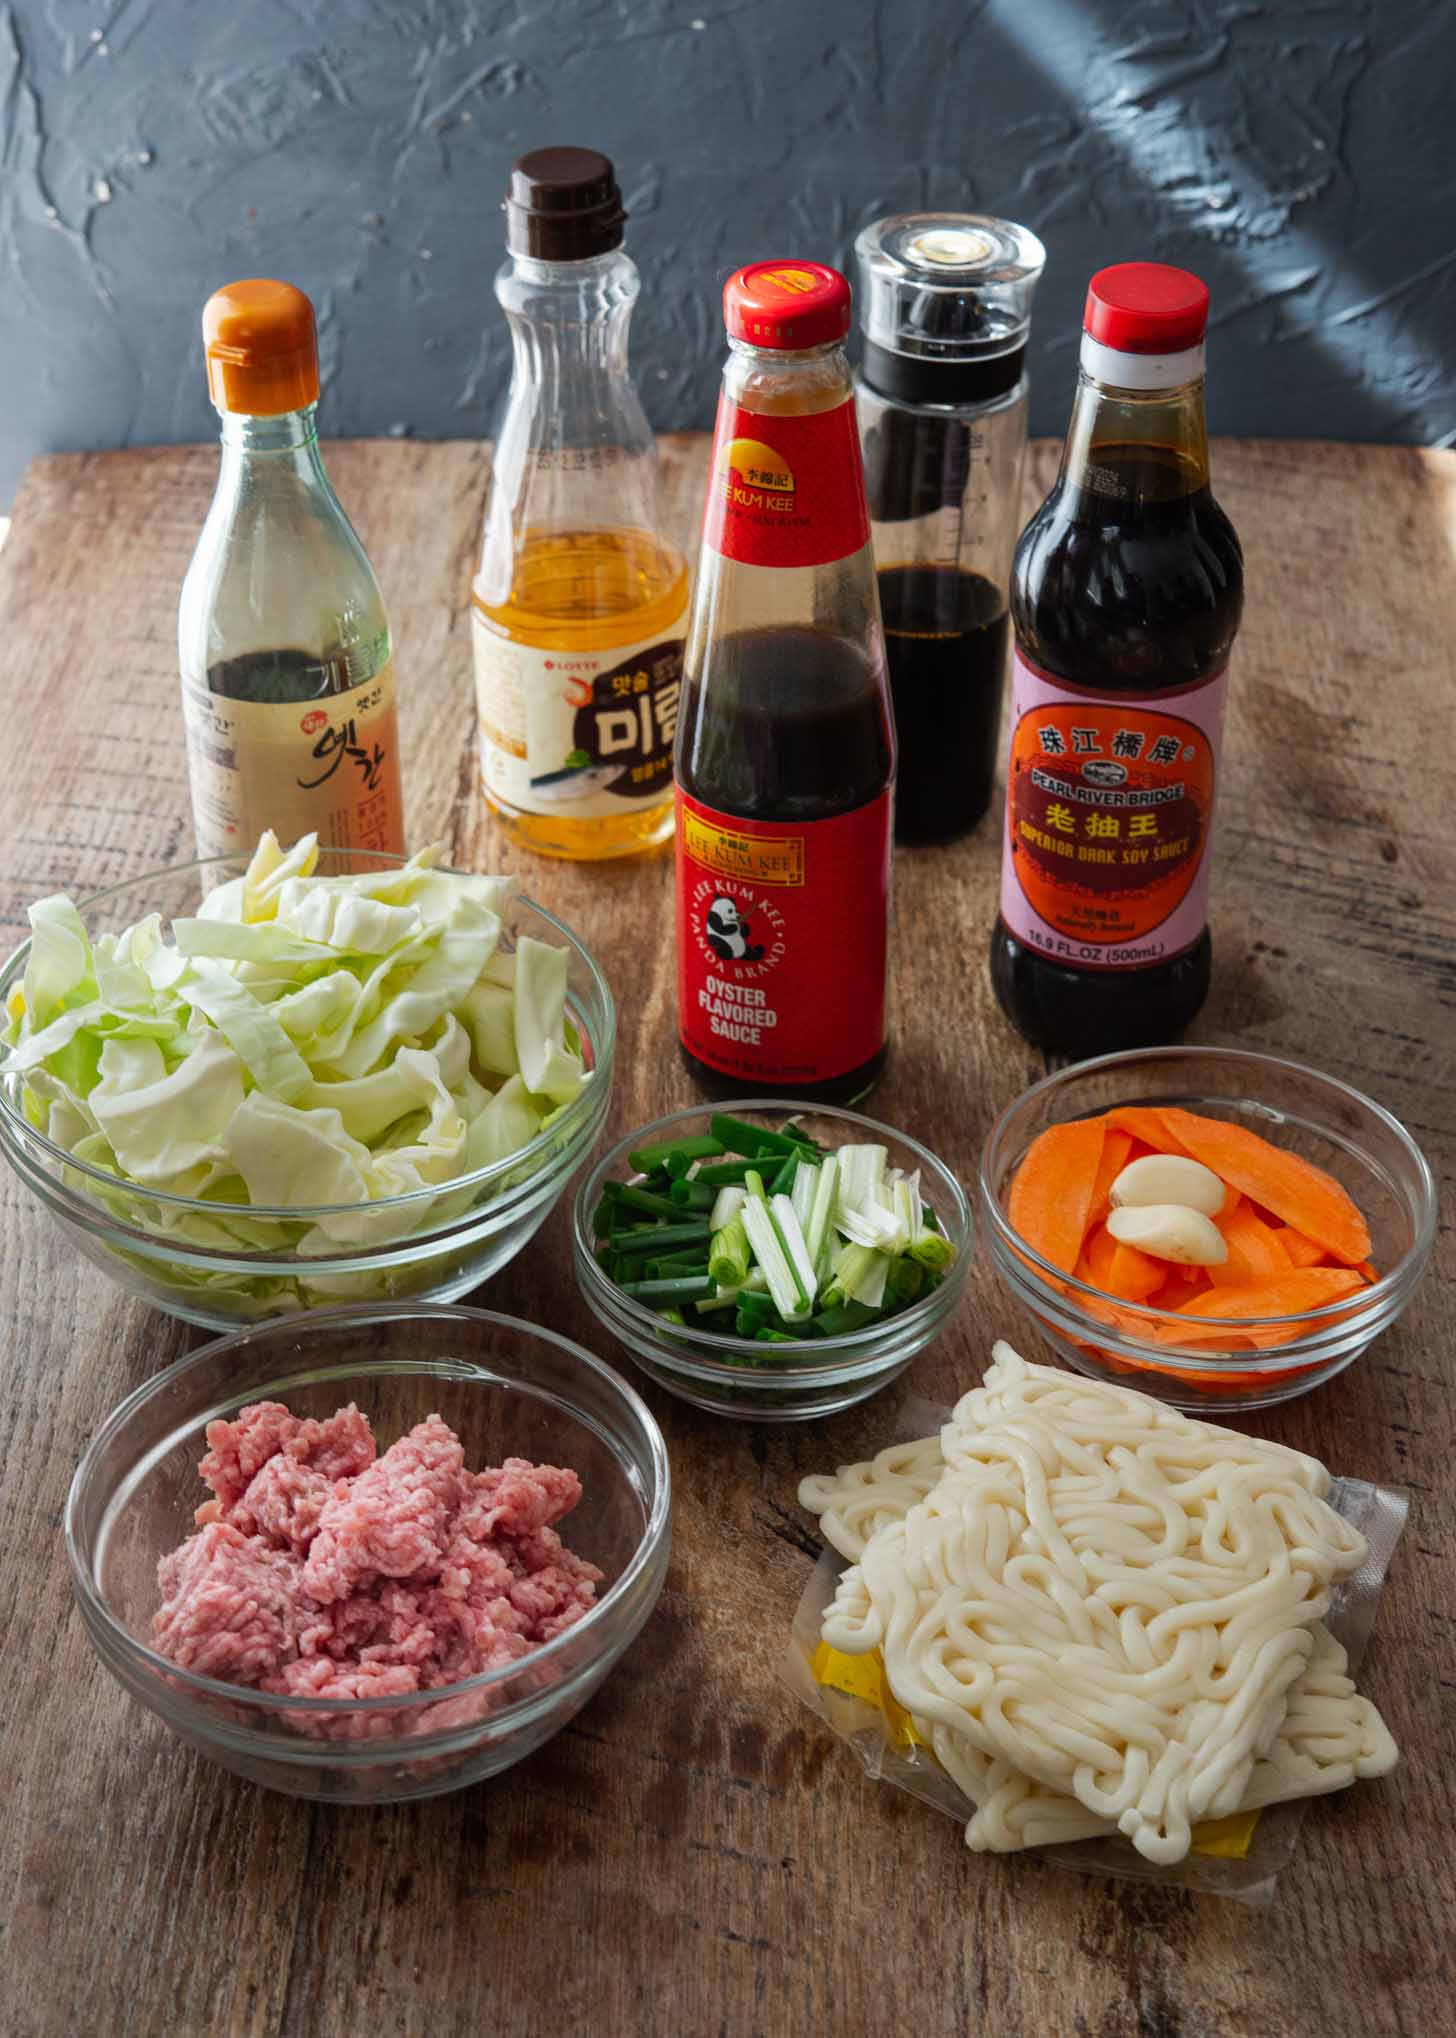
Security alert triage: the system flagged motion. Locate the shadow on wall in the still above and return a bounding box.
[0,0,1450,499]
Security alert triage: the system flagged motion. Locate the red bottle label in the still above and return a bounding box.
[676,788,891,1084]
[999,648,1228,971]
[701,396,870,569]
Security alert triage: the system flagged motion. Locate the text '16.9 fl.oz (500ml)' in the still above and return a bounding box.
[674,261,896,1105]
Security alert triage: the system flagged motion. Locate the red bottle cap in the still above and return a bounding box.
[723,261,851,350]
[1083,263,1209,355]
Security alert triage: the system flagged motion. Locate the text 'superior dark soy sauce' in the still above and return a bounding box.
[674,261,895,1106]
[991,263,1242,1056]
[878,566,1008,841]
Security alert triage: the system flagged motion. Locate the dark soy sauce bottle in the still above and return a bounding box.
[675,262,895,1105]
[991,263,1243,1054]
[855,215,1045,842]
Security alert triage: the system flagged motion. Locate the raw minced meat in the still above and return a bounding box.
[153,1402,603,1719]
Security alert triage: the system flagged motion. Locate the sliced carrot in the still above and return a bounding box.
[1100,1106,1191,1156]
[1358,1259,1379,1283]
[1088,1129,1133,1225]
[1279,1228,1329,1269]
[1082,1219,1163,1303]
[1172,1267,1366,1319]
[1150,1267,1367,1349]
[1156,1108,1372,1267]
[1007,1118,1107,1276]
[1206,1202,1293,1286]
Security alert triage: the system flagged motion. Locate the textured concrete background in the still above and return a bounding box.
[0,0,1452,499]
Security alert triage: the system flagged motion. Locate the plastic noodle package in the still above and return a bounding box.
[786,1354,1407,1904]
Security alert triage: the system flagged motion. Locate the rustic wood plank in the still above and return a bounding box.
[0,434,1452,2038]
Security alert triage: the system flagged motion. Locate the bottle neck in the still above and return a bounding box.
[724,337,852,418]
[1059,360,1210,503]
[216,403,331,489]
[497,250,639,389]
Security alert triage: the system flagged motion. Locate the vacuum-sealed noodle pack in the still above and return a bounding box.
[787,1345,1405,1903]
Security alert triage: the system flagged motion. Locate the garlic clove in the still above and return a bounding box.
[1105,1202,1229,1266]
[1109,1153,1226,1217]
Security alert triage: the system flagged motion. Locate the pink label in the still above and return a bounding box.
[998,650,1227,972]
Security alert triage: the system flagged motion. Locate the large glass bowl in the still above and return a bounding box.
[980,1047,1436,1411]
[65,1305,670,1803]
[0,852,615,1328]
[572,1101,973,1421]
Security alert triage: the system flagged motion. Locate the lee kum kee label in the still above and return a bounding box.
[676,789,891,1084]
[702,396,870,571]
[999,649,1227,971]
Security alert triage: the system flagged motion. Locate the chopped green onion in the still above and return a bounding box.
[669,1176,717,1211]
[709,1183,747,1233]
[812,1300,879,1337]
[609,1220,713,1256]
[908,1209,956,1270]
[628,1132,725,1174]
[887,1255,925,1303]
[769,1150,801,1196]
[741,1170,812,1320]
[790,1157,818,1227]
[608,1181,681,1221]
[619,1273,716,1302]
[755,1327,797,1345]
[693,1158,765,1188]
[709,1214,751,1289]
[710,1114,818,1160]
[803,1152,839,1272]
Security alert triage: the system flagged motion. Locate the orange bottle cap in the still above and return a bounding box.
[203,278,319,416]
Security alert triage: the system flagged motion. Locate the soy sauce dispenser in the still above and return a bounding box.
[855,215,1045,842]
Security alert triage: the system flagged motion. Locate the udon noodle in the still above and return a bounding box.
[801,1344,1395,1865]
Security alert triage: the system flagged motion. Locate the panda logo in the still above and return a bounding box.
[704,896,766,962]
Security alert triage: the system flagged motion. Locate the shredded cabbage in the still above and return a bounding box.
[1,832,594,1293]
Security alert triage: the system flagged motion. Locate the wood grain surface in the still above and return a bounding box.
[0,434,1453,2038]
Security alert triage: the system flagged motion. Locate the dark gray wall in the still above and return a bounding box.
[1,0,1452,500]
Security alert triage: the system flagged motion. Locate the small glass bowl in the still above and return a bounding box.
[0,852,615,1328]
[65,1305,671,1803]
[980,1046,1436,1411]
[572,1100,973,1421]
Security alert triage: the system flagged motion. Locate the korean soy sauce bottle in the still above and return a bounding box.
[675,262,895,1104]
[180,279,404,858]
[991,263,1243,1054]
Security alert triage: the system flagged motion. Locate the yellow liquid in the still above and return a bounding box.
[473,526,689,860]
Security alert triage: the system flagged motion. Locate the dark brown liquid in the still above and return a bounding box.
[879,566,1008,842]
[676,624,893,1103]
[991,442,1243,1054]
[206,645,348,704]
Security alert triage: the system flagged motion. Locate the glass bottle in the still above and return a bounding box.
[991,263,1243,1053]
[855,214,1045,842]
[675,262,895,1104]
[180,278,404,859]
[472,147,689,861]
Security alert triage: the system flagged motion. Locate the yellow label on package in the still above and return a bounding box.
[811,1642,1258,1858]
[679,809,805,886]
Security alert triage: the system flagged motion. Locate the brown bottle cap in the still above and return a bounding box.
[504,146,626,260]
[203,279,320,416]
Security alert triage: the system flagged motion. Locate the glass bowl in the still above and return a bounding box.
[0,852,615,1328]
[980,1047,1436,1411]
[65,1305,671,1803]
[572,1100,973,1421]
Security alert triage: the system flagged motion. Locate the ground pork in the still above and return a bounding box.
[152,1403,603,1719]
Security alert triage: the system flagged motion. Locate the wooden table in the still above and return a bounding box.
[1,435,1453,2038]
